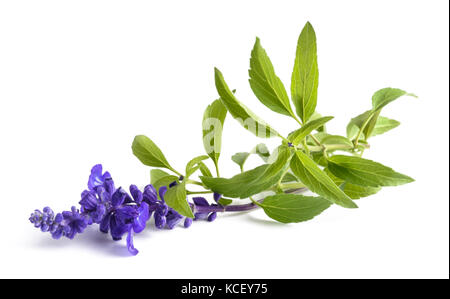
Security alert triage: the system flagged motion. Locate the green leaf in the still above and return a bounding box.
[290,151,358,208]
[259,194,331,223]
[218,197,233,206]
[346,110,372,140]
[202,99,227,166]
[198,162,213,177]
[372,88,417,111]
[164,182,194,218]
[309,112,327,132]
[215,68,280,138]
[249,38,294,117]
[321,135,354,149]
[201,146,291,198]
[291,22,319,123]
[153,175,179,196]
[371,116,400,137]
[327,155,414,187]
[150,169,172,184]
[185,155,209,178]
[132,135,174,170]
[288,116,334,145]
[231,152,250,171]
[347,88,416,141]
[324,168,381,199]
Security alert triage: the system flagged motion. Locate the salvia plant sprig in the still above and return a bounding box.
[30,22,416,255]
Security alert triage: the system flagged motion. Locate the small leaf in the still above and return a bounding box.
[290,151,358,209]
[324,168,380,199]
[327,155,414,187]
[185,155,209,178]
[259,194,331,223]
[371,116,400,137]
[201,146,291,198]
[288,116,334,145]
[132,135,173,170]
[291,22,319,123]
[372,88,417,111]
[202,99,227,166]
[249,38,294,117]
[215,67,280,138]
[231,152,250,171]
[164,182,194,218]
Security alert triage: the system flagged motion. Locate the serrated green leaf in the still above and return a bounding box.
[214,68,280,138]
[290,151,357,209]
[372,88,417,111]
[259,194,331,223]
[327,155,414,187]
[164,182,194,218]
[291,22,319,123]
[132,135,174,170]
[150,169,172,184]
[202,99,227,166]
[185,155,209,178]
[288,116,334,145]
[249,38,294,117]
[324,168,380,199]
[371,116,400,137]
[201,146,291,198]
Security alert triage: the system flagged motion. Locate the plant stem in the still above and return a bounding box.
[193,188,307,213]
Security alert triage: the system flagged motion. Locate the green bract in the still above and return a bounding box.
[132,22,416,224]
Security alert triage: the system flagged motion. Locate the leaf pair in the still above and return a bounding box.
[347,88,417,141]
[249,22,319,124]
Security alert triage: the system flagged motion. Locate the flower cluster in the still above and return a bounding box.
[29,164,217,255]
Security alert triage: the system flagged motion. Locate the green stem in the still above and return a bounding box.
[213,160,220,177]
[354,112,374,147]
[186,179,205,187]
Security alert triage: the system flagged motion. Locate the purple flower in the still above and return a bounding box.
[88,164,113,191]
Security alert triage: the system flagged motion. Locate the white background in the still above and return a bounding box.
[0,0,448,279]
